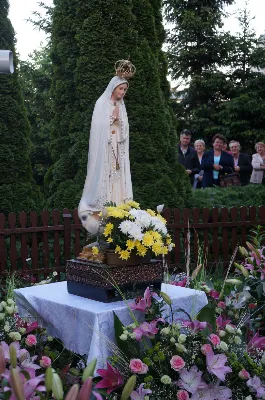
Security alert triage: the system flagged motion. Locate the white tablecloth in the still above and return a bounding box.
[14,282,207,369]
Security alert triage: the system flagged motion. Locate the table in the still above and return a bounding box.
[14,282,207,369]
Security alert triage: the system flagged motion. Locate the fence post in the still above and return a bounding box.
[63,209,72,263]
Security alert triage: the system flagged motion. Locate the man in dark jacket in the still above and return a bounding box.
[178,130,200,185]
[229,140,253,186]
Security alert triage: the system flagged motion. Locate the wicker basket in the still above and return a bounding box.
[66,259,164,302]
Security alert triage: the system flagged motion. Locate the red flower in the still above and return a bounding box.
[95,363,124,394]
[209,290,220,300]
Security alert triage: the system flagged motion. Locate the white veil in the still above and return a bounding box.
[78,76,131,229]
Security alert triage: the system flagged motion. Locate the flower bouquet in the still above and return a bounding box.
[93,287,265,399]
[98,201,174,262]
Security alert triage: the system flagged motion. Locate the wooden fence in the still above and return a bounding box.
[0,208,86,280]
[0,206,265,280]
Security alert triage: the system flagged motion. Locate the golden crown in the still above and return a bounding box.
[115,60,136,79]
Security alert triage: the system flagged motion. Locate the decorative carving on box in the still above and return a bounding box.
[66,259,164,289]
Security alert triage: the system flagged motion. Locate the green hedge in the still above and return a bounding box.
[189,185,265,209]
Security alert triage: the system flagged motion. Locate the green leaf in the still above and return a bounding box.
[113,312,130,357]
[256,283,263,299]
[197,303,216,334]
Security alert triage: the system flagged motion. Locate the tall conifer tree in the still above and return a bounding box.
[0,0,39,213]
[47,0,191,210]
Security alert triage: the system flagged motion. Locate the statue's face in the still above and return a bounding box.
[112,83,128,100]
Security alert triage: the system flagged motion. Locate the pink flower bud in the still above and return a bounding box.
[201,344,212,355]
[217,301,226,310]
[25,334,37,347]
[209,334,221,346]
[40,356,52,368]
[177,389,190,400]
[238,369,250,380]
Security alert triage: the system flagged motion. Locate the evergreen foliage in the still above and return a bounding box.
[165,1,265,149]
[164,0,234,79]
[190,185,265,209]
[0,0,40,214]
[47,0,191,210]
[19,45,53,187]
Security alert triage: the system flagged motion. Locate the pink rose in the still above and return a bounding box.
[217,301,226,309]
[238,369,250,380]
[201,344,212,355]
[170,355,185,371]
[177,389,190,400]
[209,334,221,346]
[40,356,52,368]
[25,334,37,347]
[129,359,149,374]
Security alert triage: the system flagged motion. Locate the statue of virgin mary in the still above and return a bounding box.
[78,61,135,234]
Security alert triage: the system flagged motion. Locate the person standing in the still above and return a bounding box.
[229,140,252,186]
[250,142,265,184]
[201,134,234,188]
[178,130,200,185]
[193,139,205,189]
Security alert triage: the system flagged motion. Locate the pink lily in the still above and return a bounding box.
[95,362,123,394]
[131,383,152,399]
[216,315,232,331]
[130,287,153,312]
[132,319,164,341]
[1,341,40,370]
[15,316,38,334]
[182,320,207,333]
[178,366,208,394]
[2,367,45,399]
[248,332,265,351]
[206,349,232,381]
[247,376,265,398]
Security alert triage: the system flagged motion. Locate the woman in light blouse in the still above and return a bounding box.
[193,139,205,189]
[250,142,265,184]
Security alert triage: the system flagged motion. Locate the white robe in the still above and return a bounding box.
[78,76,133,232]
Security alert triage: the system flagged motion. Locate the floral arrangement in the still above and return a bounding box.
[96,201,174,260]
[91,286,265,400]
[0,342,104,400]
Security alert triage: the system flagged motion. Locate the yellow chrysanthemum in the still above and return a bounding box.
[161,246,169,255]
[108,209,129,219]
[126,200,140,209]
[142,232,154,247]
[115,245,122,254]
[117,204,131,211]
[146,209,156,217]
[92,246,99,255]
[103,222,114,237]
[119,250,130,260]
[136,244,148,256]
[106,237,113,243]
[151,231,162,242]
[152,243,163,256]
[166,236,172,245]
[126,240,136,250]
